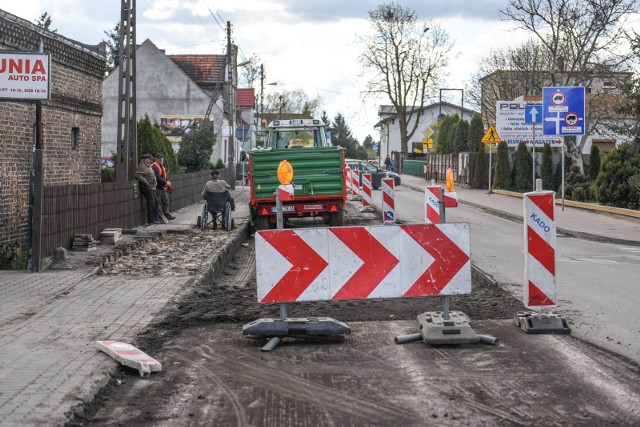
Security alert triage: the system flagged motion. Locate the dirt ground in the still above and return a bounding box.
[65,203,640,426]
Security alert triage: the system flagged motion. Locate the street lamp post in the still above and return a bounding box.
[438,88,464,119]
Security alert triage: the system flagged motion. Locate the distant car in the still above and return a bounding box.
[345,159,401,189]
[368,159,380,167]
[101,156,115,172]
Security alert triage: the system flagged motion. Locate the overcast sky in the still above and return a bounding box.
[3,0,531,141]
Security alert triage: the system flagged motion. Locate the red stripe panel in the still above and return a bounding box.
[330,228,399,299]
[116,349,144,356]
[528,226,555,275]
[260,230,329,303]
[529,194,554,221]
[528,281,555,306]
[383,191,394,207]
[402,225,469,296]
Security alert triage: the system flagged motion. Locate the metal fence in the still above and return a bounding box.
[41,170,210,257]
[402,152,477,186]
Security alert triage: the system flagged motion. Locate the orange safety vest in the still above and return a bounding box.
[151,162,167,180]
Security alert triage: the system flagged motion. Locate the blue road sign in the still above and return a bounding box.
[372,143,379,152]
[524,105,542,124]
[542,86,585,136]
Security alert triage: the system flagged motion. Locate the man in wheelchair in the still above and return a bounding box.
[200,170,235,230]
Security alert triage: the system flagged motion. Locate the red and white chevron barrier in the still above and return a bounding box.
[524,190,556,308]
[345,167,352,193]
[255,223,471,303]
[425,186,441,224]
[361,173,374,212]
[350,169,361,200]
[381,177,395,224]
[96,341,162,377]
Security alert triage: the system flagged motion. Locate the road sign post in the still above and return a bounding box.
[481,125,502,194]
[525,105,543,191]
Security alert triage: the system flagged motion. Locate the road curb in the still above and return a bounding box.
[403,183,640,247]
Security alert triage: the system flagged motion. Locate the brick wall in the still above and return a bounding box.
[0,10,106,268]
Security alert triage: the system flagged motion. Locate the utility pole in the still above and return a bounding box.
[226,21,236,189]
[116,0,137,182]
[259,63,264,127]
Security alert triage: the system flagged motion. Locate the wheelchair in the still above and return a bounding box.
[200,191,234,231]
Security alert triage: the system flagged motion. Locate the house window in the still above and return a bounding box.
[71,127,79,150]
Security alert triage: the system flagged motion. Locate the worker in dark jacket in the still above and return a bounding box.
[151,153,174,220]
[135,154,160,224]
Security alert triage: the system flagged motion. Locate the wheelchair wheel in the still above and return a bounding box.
[200,204,208,231]
[222,202,232,230]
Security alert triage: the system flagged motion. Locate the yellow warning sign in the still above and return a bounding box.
[422,137,433,150]
[481,124,502,144]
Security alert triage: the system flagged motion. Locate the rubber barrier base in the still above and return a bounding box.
[514,311,572,334]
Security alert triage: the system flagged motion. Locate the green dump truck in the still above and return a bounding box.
[248,119,346,230]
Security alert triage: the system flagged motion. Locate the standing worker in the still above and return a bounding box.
[135,154,160,225]
[151,153,175,221]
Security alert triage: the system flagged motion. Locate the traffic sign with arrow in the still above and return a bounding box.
[525,105,542,124]
[255,224,471,302]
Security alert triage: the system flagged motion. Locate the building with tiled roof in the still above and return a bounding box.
[167,54,227,91]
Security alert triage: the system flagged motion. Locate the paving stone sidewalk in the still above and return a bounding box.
[0,189,249,427]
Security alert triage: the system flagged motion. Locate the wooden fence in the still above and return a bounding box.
[41,170,212,257]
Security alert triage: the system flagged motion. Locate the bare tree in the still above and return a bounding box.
[467,39,553,124]
[263,88,323,118]
[239,53,262,88]
[103,23,120,73]
[501,0,639,172]
[359,2,452,153]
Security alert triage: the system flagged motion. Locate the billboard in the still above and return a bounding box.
[160,115,214,143]
[495,101,562,147]
[0,52,51,100]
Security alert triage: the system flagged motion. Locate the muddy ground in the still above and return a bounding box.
[65,203,640,426]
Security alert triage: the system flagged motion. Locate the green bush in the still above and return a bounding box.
[213,158,225,170]
[594,142,640,209]
[472,144,488,189]
[100,168,115,182]
[565,165,593,201]
[177,128,216,172]
[514,141,533,191]
[467,114,484,153]
[540,143,555,191]
[589,144,601,181]
[493,141,511,190]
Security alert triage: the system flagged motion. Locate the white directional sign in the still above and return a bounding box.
[542,87,586,136]
[495,101,562,148]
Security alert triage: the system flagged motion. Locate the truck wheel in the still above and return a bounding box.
[329,210,344,227]
[255,215,269,230]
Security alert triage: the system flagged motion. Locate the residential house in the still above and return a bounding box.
[375,102,479,157]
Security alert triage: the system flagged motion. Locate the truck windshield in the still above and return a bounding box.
[267,128,328,148]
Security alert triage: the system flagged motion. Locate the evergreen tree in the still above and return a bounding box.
[177,128,216,172]
[467,114,484,152]
[493,141,511,189]
[34,12,56,32]
[514,141,533,191]
[447,122,459,154]
[595,142,640,209]
[437,115,458,154]
[454,119,470,152]
[103,23,120,72]
[540,143,555,191]
[589,144,601,181]
[332,113,361,158]
[137,115,159,160]
[472,144,488,189]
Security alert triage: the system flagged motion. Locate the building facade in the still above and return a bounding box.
[0,9,105,267]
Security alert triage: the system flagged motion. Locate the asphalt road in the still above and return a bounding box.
[371,185,640,363]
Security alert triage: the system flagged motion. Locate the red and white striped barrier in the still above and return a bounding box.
[444,191,458,208]
[96,341,162,377]
[345,167,352,193]
[425,186,441,224]
[255,223,471,302]
[350,169,361,200]
[523,190,556,308]
[361,173,374,212]
[381,177,395,224]
[277,184,294,201]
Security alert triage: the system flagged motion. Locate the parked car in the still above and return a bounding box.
[345,159,401,189]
